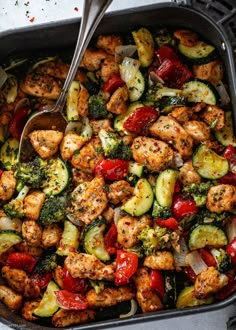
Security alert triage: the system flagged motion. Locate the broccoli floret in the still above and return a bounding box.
[196,208,231,224]
[39,195,67,224]
[34,254,57,274]
[98,129,132,160]
[88,94,108,119]
[152,200,172,219]
[183,182,213,207]
[125,243,144,258]
[211,248,232,273]
[14,157,46,188]
[84,72,100,95]
[3,185,29,218]
[137,225,168,255]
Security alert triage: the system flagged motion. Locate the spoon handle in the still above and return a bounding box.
[53,0,113,112]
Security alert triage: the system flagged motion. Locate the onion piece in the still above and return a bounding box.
[185,251,208,275]
[119,57,140,83]
[148,71,164,86]
[0,66,8,89]
[113,207,122,225]
[174,237,189,267]
[119,299,138,318]
[65,121,83,134]
[0,216,22,232]
[115,45,137,63]
[215,81,230,106]
[226,218,236,243]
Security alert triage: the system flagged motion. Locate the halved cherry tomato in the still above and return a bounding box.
[31,272,52,289]
[103,74,125,94]
[154,217,179,231]
[55,290,89,310]
[155,45,179,64]
[9,106,30,140]
[218,172,236,186]
[7,252,38,272]
[104,223,118,255]
[115,250,138,286]
[150,270,165,299]
[226,237,236,264]
[123,106,159,136]
[223,145,236,165]
[62,267,87,293]
[182,266,197,283]
[199,249,217,267]
[95,159,129,181]
[216,279,236,300]
[172,194,198,220]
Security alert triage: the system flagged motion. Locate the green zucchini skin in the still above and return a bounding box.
[0,230,22,255]
[176,286,214,309]
[182,79,219,105]
[215,112,236,147]
[178,41,218,65]
[33,281,59,317]
[160,96,187,114]
[155,169,179,208]
[0,137,19,170]
[82,218,110,262]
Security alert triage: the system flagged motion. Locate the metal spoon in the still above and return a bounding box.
[18,0,112,162]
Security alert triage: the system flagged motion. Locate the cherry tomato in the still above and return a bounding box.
[223,145,236,165]
[154,217,179,231]
[226,238,236,264]
[216,279,236,300]
[55,290,89,310]
[150,270,165,299]
[115,250,138,286]
[103,74,125,94]
[155,45,179,64]
[62,267,87,293]
[7,252,38,272]
[218,172,236,186]
[182,266,197,283]
[199,249,217,267]
[9,107,30,140]
[123,106,159,136]
[104,223,118,255]
[95,159,128,181]
[31,272,52,289]
[172,194,198,220]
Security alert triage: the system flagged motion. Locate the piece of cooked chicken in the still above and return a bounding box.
[0,171,16,201]
[0,285,23,311]
[179,160,201,185]
[149,115,193,158]
[41,224,63,248]
[193,60,223,86]
[107,180,133,205]
[52,309,96,328]
[170,106,193,125]
[131,136,174,172]
[20,72,62,99]
[89,119,112,135]
[60,131,88,160]
[100,55,120,82]
[201,105,225,131]
[29,130,63,159]
[206,184,236,214]
[194,266,228,299]
[106,86,129,114]
[133,267,163,313]
[22,220,42,247]
[117,214,151,249]
[68,176,108,225]
[23,190,45,221]
[183,120,210,143]
[79,48,107,71]
[174,29,198,47]
[96,34,123,55]
[144,251,175,270]
[65,252,115,281]
[21,300,40,321]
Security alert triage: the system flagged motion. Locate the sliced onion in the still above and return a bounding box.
[0,66,8,89]
[115,45,137,63]
[215,81,230,106]
[114,207,122,225]
[185,251,208,275]
[14,97,30,113]
[156,87,182,99]
[174,237,189,267]
[148,71,164,86]
[65,121,83,134]
[119,299,138,318]
[0,216,22,232]
[119,57,140,83]
[226,218,236,243]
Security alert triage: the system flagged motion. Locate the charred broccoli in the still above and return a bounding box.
[39,195,67,224]
[34,254,57,274]
[182,182,213,207]
[14,157,46,188]
[3,185,29,218]
[88,94,108,119]
[196,208,231,224]
[137,225,169,255]
[152,200,172,219]
[211,248,232,273]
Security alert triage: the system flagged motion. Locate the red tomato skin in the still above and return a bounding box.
[9,107,30,140]
[150,270,165,299]
[7,252,38,272]
[95,159,128,181]
[31,272,52,289]
[223,145,236,165]
[155,45,179,64]
[55,290,89,310]
[103,74,125,94]
[172,194,198,220]
[154,217,179,231]
[62,267,87,293]
[199,249,217,267]
[104,223,118,255]
[226,238,236,264]
[218,172,236,186]
[215,279,236,300]
[123,106,159,136]
[115,250,138,286]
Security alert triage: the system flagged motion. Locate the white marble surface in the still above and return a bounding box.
[0,0,236,329]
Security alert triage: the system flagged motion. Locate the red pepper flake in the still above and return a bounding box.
[74,7,79,11]
[29,16,35,23]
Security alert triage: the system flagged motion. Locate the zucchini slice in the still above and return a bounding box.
[56,220,80,256]
[82,218,110,262]
[0,230,22,255]
[178,41,217,65]
[114,101,143,133]
[66,80,80,121]
[121,178,154,216]
[42,158,70,195]
[132,27,155,67]
[0,137,19,170]
[155,169,179,207]
[127,70,145,102]
[192,144,229,179]
[160,96,187,114]
[182,79,218,105]
[128,161,145,178]
[176,286,214,309]
[215,112,236,147]
[188,224,228,250]
[33,281,59,317]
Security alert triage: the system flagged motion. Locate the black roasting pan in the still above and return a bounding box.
[0,1,236,329]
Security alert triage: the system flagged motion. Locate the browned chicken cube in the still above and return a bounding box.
[0,171,16,201]
[144,251,175,270]
[0,285,22,311]
[23,190,45,220]
[96,34,123,55]
[29,130,63,159]
[206,184,236,214]
[80,48,107,71]
[52,309,96,328]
